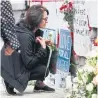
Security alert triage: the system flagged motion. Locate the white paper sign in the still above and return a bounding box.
[73,0,91,56]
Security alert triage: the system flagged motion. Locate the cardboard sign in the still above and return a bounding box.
[73,0,91,56]
[42,28,72,72]
[57,29,72,72]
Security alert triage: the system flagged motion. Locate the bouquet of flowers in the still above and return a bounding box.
[59,0,75,32]
[71,48,98,98]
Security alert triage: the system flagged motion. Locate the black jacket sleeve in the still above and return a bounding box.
[20,33,47,69]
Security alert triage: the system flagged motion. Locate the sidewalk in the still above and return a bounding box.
[0,41,65,98]
[0,78,65,98]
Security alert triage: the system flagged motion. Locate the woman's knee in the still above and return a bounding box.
[40,66,49,77]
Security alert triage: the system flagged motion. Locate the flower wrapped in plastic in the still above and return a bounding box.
[46,32,58,74]
[70,48,98,98]
[77,48,98,98]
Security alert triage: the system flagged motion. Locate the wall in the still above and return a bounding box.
[85,0,98,28]
[0,0,97,88]
[12,0,97,66]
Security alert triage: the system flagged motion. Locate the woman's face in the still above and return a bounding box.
[39,11,48,28]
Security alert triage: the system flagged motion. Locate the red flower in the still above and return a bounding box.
[68,2,73,8]
[59,2,73,11]
[88,24,92,31]
[68,2,73,10]
[59,4,67,11]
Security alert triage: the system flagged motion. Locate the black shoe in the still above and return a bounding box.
[4,81,16,95]
[34,85,55,92]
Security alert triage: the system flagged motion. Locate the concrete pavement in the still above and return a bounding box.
[0,78,65,98]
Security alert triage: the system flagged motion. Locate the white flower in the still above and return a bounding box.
[49,31,53,36]
[86,83,94,92]
[73,77,78,83]
[48,31,53,41]
[92,94,98,98]
[78,68,84,73]
[78,79,84,85]
[82,74,88,83]
[73,84,78,92]
[83,65,95,73]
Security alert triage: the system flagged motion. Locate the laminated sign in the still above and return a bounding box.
[41,28,57,44]
[57,29,72,72]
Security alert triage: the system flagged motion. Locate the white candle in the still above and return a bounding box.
[66,74,72,89]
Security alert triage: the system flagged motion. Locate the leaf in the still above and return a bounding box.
[86,72,95,84]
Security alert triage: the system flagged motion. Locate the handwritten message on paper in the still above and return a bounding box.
[73,0,91,56]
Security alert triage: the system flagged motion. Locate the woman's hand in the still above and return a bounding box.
[5,45,14,55]
[36,36,46,49]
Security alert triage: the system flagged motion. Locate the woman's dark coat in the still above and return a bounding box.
[1,21,48,93]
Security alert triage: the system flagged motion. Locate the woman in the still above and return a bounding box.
[1,4,55,95]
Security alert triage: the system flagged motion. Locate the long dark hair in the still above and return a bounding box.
[25,5,49,30]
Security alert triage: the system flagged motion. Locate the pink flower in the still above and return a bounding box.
[95,66,98,74]
[94,66,98,74]
[92,75,98,85]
